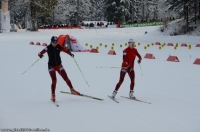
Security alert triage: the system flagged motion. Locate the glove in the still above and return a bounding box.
[38,53,44,58]
[137,60,141,64]
[127,65,132,71]
[70,53,74,58]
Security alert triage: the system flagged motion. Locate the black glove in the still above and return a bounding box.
[39,54,44,58]
[70,53,74,58]
[127,65,132,71]
[137,60,141,64]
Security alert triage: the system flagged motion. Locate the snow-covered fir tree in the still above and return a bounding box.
[104,0,131,23]
[104,0,159,24]
[54,0,105,23]
[7,0,30,28]
[130,0,159,22]
[54,0,93,25]
[164,0,200,33]
[90,0,105,21]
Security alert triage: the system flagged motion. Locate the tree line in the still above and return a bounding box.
[1,0,199,33]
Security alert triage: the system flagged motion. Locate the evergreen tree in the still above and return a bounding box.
[7,0,29,28]
[132,0,158,22]
[30,0,58,28]
[165,0,200,32]
[90,0,105,21]
[54,0,92,25]
[104,0,131,23]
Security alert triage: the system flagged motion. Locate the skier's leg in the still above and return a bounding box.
[58,65,80,95]
[115,68,127,91]
[128,70,135,98]
[128,70,135,91]
[48,65,57,95]
[57,65,73,89]
[111,69,126,98]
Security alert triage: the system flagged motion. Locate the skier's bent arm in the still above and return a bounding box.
[61,46,74,57]
[60,46,71,55]
[136,51,142,61]
[38,47,47,58]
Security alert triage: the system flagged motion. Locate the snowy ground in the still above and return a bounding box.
[0,26,200,132]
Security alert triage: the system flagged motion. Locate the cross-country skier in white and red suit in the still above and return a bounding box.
[111,39,142,99]
[38,36,80,102]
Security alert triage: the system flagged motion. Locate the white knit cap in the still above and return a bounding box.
[128,39,135,43]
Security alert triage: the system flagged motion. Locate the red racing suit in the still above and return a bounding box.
[122,47,142,69]
[115,47,142,91]
[38,44,73,94]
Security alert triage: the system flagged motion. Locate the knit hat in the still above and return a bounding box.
[51,36,58,42]
[128,39,135,43]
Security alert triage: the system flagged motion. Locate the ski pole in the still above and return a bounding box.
[22,58,40,75]
[138,64,144,76]
[96,66,126,69]
[73,58,90,87]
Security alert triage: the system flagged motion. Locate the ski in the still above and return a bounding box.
[108,95,119,103]
[51,100,59,107]
[121,96,151,104]
[60,91,103,101]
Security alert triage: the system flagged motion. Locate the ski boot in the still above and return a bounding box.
[70,88,80,95]
[129,90,135,99]
[111,90,117,98]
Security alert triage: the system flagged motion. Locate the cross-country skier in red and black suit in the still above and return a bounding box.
[38,36,80,102]
[111,39,142,99]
